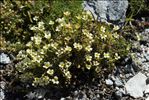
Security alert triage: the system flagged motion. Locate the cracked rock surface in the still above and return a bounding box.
[83,0,128,24]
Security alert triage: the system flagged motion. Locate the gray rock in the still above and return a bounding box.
[115,78,123,87]
[77,91,87,100]
[111,75,116,81]
[0,81,6,100]
[26,89,47,99]
[115,90,123,99]
[138,57,146,63]
[105,79,113,86]
[145,29,149,33]
[125,74,133,79]
[0,81,6,90]
[0,53,11,64]
[0,89,5,100]
[125,72,147,98]
[26,92,36,100]
[142,63,149,71]
[74,90,79,97]
[124,65,132,73]
[83,0,128,24]
[144,54,149,62]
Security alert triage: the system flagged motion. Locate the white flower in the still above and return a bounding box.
[65,23,72,29]
[38,21,44,27]
[47,69,54,75]
[31,36,42,45]
[86,64,91,70]
[85,55,92,62]
[85,45,92,52]
[33,16,39,21]
[52,76,59,84]
[49,20,54,25]
[30,26,37,31]
[100,34,107,40]
[113,25,120,30]
[44,31,51,39]
[35,36,42,45]
[50,42,58,49]
[56,18,65,23]
[75,24,80,29]
[86,11,92,16]
[17,50,26,58]
[26,49,32,54]
[65,71,71,79]
[76,15,81,20]
[64,11,70,16]
[113,32,119,38]
[73,43,82,50]
[82,29,89,35]
[94,52,100,59]
[26,42,32,47]
[33,55,42,63]
[65,61,72,68]
[43,62,52,69]
[38,21,45,31]
[39,49,45,55]
[59,62,65,68]
[101,26,106,32]
[64,46,72,52]
[82,15,88,20]
[86,33,93,40]
[93,61,99,66]
[114,53,120,60]
[43,45,49,50]
[56,26,61,32]
[103,52,110,59]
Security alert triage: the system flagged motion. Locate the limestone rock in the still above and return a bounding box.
[0,53,11,64]
[125,72,147,98]
[83,0,128,24]
[105,79,113,86]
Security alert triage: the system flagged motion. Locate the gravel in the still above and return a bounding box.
[1,26,149,100]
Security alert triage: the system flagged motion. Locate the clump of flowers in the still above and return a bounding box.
[15,11,130,87]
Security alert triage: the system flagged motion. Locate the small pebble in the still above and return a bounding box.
[115,78,123,87]
[105,79,113,86]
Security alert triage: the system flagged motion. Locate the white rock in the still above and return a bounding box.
[146,96,149,100]
[125,72,147,98]
[145,85,149,94]
[60,98,65,100]
[0,89,5,100]
[0,53,11,64]
[105,79,113,86]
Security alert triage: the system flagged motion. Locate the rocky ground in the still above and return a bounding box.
[0,25,149,100]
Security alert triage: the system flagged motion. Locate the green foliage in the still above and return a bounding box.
[0,0,83,52]
[127,0,149,17]
[15,11,129,86]
[1,0,130,87]
[49,0,83,18]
